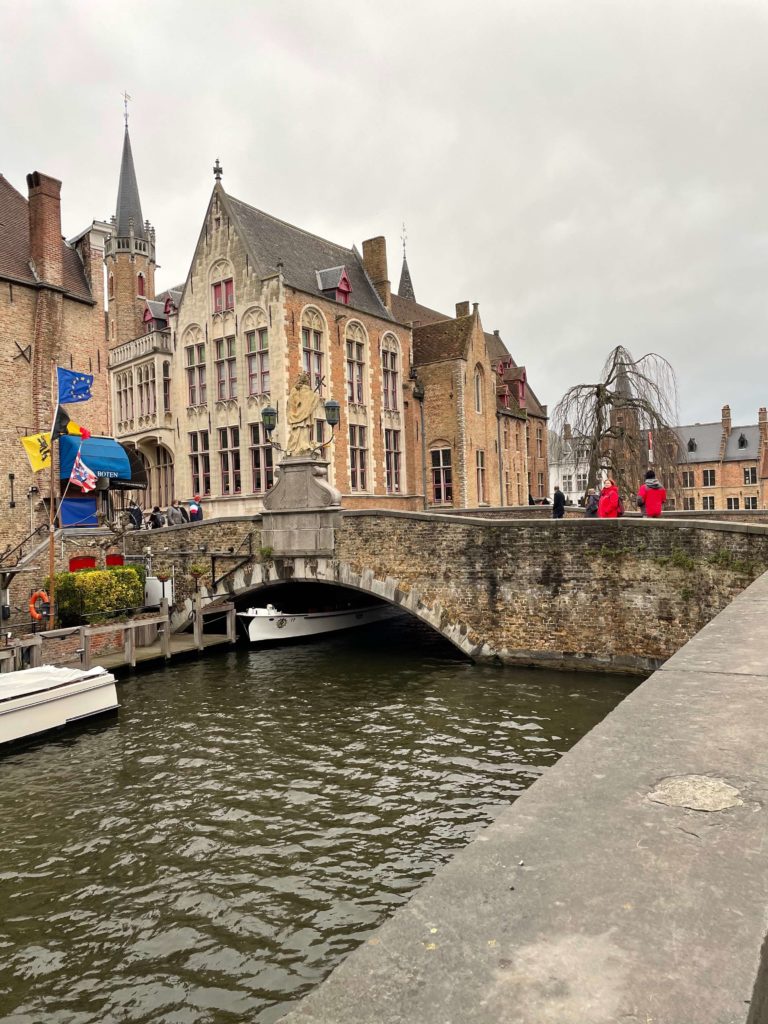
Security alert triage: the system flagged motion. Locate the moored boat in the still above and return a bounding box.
[0,665,119,747]
[237,603,400,644]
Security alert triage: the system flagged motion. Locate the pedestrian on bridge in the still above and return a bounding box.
[552,485,566,519]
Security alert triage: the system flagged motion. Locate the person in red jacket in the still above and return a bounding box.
[637,470,667,517]
[597,479,621,518]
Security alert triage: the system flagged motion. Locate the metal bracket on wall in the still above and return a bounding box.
[13,342,31,363]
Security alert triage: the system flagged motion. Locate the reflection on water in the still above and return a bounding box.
[0,616,635,1023]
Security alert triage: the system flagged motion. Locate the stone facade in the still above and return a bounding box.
[0,171,110,551]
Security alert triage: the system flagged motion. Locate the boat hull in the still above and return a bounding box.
[237,604,400,644]
[0,666,119,747]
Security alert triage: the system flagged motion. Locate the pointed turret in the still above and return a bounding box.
[105,117,156,347]
[115,127,146,239]
[398,254,415,301]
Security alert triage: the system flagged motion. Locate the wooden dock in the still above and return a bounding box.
[0,601,238,675]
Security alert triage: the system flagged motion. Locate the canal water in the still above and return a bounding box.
[0,617,635,1024]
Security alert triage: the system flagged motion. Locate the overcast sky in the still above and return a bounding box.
[3,0,767,426]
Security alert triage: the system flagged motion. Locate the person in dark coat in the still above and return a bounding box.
[127,499,143,530]
[528,493,536,506]
[149,506,164,529]
[584,488,599,517]
[188,496,203,522]
[552,485,566,519]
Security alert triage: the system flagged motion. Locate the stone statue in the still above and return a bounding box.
[285,372,320,456]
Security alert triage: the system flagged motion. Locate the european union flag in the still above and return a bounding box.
[57,367,93,404]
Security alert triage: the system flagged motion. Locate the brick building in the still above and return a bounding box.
[392,261,549,507]
[0,170,110,549]
[674,405,768,511]
[107,133,549,515]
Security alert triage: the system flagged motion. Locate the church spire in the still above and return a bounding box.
[397,222,415,301]
[115,124,145,239]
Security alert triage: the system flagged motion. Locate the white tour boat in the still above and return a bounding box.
[0,665,119,747]
[237,603,400,644]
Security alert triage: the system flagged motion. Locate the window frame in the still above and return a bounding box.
[349,423,368,491]
[431,447,453,505]
[384,428,401,494]
[218,425,241,495]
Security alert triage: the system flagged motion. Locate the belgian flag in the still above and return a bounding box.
[51,405,91,442]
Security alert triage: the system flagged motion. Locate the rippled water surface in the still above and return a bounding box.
[0,618,635,1023]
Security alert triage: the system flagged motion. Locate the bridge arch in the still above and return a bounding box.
[179,554,481,660]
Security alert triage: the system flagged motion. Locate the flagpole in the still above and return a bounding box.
[48,363,56,630]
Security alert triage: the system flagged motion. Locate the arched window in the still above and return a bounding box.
[108,274,114,299]
[381,334,400,412]
[137,273,145,297]
[183,327,206,407]
[137,363,156,417]
[116,371,134,422]
[301,308,326,393]
[243,308,270,397]
[345,322,367,405]
[162,361,171,413]
[154,445,174,508]
[210,259,235,312]
[474,365,484,414]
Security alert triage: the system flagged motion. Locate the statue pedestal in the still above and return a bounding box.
[261,456,342,558]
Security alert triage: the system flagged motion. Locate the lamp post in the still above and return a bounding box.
[412,379,427,510]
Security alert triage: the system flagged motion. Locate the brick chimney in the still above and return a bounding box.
[759,407,768,441]
[26,172,63,287]
[721,404,731,433]
[361,236,391,311]
[455,301,470,317]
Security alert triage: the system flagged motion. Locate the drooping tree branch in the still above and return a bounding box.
[552,346,682,501]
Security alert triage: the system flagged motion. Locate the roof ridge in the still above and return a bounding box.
[227,194,358,257]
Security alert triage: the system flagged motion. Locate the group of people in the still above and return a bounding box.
[126,496,204,530]
[551,471,667,519]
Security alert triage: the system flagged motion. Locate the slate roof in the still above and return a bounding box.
[397,255,415,301]
[316,266,345,290]
[224,192,391,320]
[0,173,93,302]
[115,127,146,239]
[672,422,763,463]
[145,299,167,320]
[725,425,760,460]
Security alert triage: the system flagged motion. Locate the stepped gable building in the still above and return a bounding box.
[392,259,549,507]
[0,170,110,549]
[673,405,768,511]
[110,162,421,514]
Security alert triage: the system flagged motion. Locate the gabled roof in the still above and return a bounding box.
[0,173,92,302]
[412,314,475,363]
[223,191,391,320]
[145,299,167,320]
[115,127,146,238]
[390,292,447,327]
[316,266,347,291]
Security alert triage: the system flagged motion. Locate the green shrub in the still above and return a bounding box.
[48,565,145,626]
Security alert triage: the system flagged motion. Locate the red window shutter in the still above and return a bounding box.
[213,282,223,311]
[225,279,234,309]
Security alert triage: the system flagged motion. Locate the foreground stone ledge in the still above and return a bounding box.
[280,573,768,1024]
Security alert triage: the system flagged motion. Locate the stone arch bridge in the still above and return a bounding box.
[124,510,768,674]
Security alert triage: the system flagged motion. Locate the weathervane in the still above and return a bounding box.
[213,158,223,181]
[122,91,131,127]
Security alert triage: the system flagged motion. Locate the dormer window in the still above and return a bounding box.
[687,438,697,452]
[317,266,352,305]
[738,433,748,449]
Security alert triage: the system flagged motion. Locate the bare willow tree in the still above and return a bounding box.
[552,346,682,501]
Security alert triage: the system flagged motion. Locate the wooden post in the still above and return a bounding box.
[227,604,236,643]
[80,626,91,670]
[193,591,203,651]
[160,598,171,659]
[125,626,136,668]
[29,635,42,668]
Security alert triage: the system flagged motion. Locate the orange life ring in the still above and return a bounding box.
[29,590,49,621]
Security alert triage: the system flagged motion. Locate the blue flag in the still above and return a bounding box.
[57,367,93,404]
